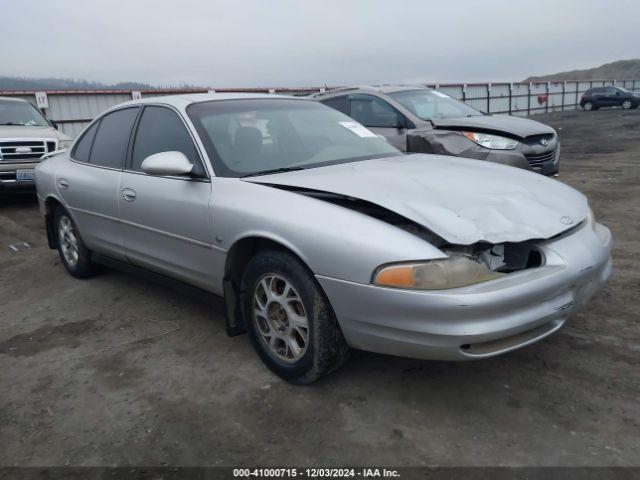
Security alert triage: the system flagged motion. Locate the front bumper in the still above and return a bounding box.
[0,162,38,190]
[407,130,560,176]
[484,143,560,176]
[317,222,612,361]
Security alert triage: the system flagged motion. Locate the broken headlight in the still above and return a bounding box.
[462,131,519,150]
[373,256,504,290]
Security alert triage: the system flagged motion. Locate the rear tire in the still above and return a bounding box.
[54,207,95,278]
[240,249,349,384]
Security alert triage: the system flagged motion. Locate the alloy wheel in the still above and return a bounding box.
[58,216,79,267]
[252,273,309,363]
[622,100,632,109]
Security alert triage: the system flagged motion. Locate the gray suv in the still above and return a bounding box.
[313,86,560,175]
[0,97,72,190]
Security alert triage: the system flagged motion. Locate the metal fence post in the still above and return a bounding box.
[462,84,466,103]
[508,83,512,115]
[527,83,531,116]
[487,83,491,113]
[575,81,579,109]
[561,81,565,111]
[546,82,550,113]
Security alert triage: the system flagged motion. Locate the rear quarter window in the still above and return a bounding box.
[71,121,99,162]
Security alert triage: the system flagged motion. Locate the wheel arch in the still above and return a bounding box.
[222,234,331,337]
[43,195,64,249]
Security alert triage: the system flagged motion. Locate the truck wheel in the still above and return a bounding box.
[240,249,349,384]
[54,207,95,278]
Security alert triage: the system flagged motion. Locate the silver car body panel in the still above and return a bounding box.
[119,171,217,290]
[35,93,612,362]
[317,222,612,360]
[248,153,587,245]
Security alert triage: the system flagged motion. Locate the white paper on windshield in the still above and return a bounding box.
[339,121,378,138]
[432,91,449,98]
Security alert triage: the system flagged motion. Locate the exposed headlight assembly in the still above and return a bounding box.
[462,131,519,150]
[373,256,504,290]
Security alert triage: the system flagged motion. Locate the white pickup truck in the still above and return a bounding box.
[0,96,72,190]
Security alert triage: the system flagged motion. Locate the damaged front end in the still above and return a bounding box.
[407,129,533,171]
[373,242,544,290]
[267,184,546,290]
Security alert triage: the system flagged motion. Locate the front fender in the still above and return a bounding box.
[212,178,445,284]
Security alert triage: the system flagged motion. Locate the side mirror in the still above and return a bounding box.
[50,120,58,130]
[141,151,194,176]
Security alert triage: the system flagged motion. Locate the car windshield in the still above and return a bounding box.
[0,99,50,126]
[389,89,483,120]
[187,99,401,177]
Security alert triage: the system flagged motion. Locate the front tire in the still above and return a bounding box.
[240,250,349,384]
[583,101,594,111]
[54,207,95,278]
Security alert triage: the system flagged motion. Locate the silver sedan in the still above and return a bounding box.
[35,94,612,383]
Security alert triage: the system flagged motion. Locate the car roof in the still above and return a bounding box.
[114,92,301,110]
[311,84,431,99]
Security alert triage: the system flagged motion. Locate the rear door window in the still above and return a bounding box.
[131,106,205,176]
[89,107,139,169]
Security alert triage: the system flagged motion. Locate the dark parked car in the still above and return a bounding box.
[579,86,639,111]
[313,86,560,175]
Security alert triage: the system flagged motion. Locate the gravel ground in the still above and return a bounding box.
[0,109,638,467]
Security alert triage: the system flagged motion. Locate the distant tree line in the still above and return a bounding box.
[0,76,201,91]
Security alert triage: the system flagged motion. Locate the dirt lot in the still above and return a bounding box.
[0,110,638,467]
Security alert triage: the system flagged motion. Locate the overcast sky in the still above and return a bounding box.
[2,0,639,87]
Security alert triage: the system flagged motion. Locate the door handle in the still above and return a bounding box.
[57,178,70,189]
[122,188,137,202]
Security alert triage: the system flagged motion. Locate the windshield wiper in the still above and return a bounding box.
[242,166,306,178]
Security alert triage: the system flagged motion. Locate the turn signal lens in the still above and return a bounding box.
[373,257,504,290]
[374,265,413,286]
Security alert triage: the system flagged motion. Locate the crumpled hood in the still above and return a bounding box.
[245,154,588,245]
[431,114,555,139]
